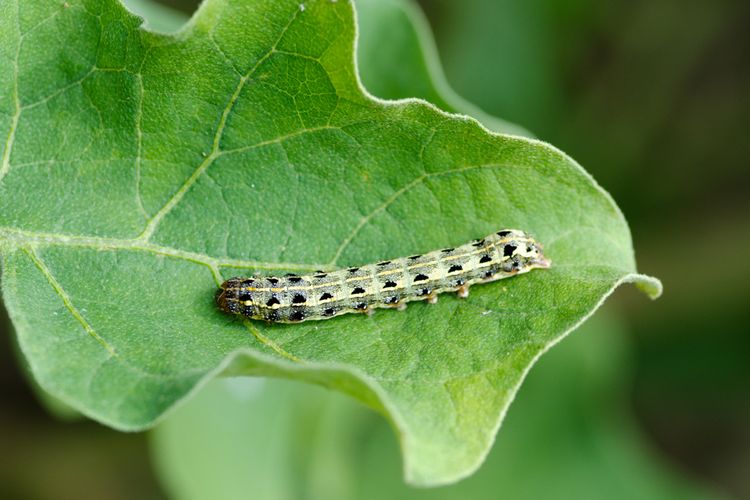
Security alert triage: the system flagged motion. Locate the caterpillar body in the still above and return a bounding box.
[217,229,550,323]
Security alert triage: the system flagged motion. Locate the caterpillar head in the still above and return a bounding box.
[216,277,256,317]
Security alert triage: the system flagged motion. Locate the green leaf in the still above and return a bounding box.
[0,0,660,486]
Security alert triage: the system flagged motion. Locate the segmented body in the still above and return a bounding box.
[216,229,550,323]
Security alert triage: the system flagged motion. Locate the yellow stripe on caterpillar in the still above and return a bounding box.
[216,229,550,323]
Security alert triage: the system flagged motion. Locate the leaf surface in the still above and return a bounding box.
[0,0,660,485]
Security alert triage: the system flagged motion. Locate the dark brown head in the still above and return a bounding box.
[216,277,246,316]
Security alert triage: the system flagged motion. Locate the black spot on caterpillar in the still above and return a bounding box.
[288,310,305,322]
[216,229,550,323]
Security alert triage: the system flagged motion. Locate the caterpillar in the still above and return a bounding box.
[216,229,550,323]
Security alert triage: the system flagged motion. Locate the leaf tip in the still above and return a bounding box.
[630,274,663,300]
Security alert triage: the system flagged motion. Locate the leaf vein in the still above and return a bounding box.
[0,0,22,186]
[138,5,304,241]
[24,246,118,358]
[20,66,97,111]
[244,321,302,363]
[134,73,148,220]
[329,162,518,265]
[0,226,332,273]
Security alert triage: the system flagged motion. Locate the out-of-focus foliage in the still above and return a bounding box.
[355,0,530,136]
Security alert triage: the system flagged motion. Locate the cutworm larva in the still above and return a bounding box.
[216,229,550,323]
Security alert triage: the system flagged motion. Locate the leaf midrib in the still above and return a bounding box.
[0,226,332,277]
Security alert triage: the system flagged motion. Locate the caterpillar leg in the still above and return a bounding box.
[427,294,438,304]
[457,285,470,298]
[356,304,375,316]
[383,299,407,311]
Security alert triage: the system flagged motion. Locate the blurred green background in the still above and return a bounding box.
[1,0,748,498]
